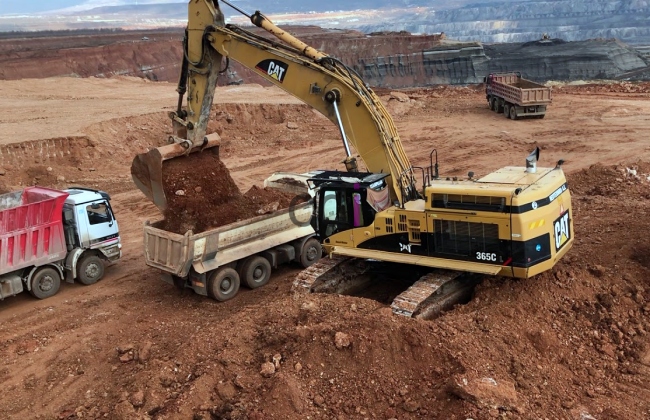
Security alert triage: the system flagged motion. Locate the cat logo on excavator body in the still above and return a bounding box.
[255,59,288,83]
[554,211,570,251]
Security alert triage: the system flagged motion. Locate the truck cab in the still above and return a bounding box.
[63,188,122,271]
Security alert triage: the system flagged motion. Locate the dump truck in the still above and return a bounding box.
[485,72,552,119]
[142,192,321,301]
[0,186,122,300]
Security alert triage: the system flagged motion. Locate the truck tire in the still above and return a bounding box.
[503,104,510,118]
[490,98,498,112]
[208,267,240,301]
[77,254,105,285]
[29,267,61,299]
[300,238,322,268]
[241,256,271,289]
[509,106,518,120]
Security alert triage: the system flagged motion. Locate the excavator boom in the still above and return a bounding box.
[131,1,574,318]
[131,0,416,212]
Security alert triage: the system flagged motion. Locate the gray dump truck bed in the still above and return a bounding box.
[143,201,319,300]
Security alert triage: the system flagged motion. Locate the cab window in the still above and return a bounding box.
[86,203,111,225]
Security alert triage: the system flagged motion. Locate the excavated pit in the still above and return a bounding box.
[159,150,308,234]
[4,73,650,419]
[307,260,481,317]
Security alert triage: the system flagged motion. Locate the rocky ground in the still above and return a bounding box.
[0,75,650,419]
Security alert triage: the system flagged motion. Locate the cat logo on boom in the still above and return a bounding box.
[554,211,570,251]
[255,59,288,83]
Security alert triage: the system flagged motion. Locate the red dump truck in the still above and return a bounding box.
[0,186,122,300]
[485,72,552,120]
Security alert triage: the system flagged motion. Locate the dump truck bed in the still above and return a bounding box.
[487,73,552,106]
[0,187,69,275]
[143,201,315,278]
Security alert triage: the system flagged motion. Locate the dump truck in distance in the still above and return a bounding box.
[0,187,122,300]
[485,72,552,120]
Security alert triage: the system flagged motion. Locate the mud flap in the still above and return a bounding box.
[189,271,208,296]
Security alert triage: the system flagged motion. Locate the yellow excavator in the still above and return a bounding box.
[132,0,574,318]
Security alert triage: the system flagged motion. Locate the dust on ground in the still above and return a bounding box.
[0,77,649,419]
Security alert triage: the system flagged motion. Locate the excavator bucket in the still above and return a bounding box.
[131,134,221,212]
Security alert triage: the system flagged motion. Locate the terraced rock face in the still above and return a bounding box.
[343,1,650,44]
[1,27,648,87]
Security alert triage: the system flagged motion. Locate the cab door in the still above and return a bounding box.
[78,201,118,247]
[317,187,376,241]
[318,189,353,240]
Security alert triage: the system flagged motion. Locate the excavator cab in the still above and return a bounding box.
[309,172,389,240]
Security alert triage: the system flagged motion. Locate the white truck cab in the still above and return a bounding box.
[62,187,122,284]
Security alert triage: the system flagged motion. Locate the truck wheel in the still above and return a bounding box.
[503,104,510,118]
[208,267,240,301]
[490,98,498,112]
[29,267,61,299]
[77,254,105,285]
[300,238,322,268]
[241,256,271,289]
[509,106,518,120]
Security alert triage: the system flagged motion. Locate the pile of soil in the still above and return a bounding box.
[133,162,646,420]
[160,151,307,233]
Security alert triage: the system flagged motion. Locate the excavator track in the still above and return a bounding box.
[293,256,374,295]
[294,259,483,320]
[293,256,349,293]
[391,270,481,320]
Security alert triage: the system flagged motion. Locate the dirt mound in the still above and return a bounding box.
[554,81,650,95]
[160,151,306,233]
[4,76,650,419]
[112,162,648,420]
[24,156,649,420]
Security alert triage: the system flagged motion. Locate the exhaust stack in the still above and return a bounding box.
[526,147,540,174]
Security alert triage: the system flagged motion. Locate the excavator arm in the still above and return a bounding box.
[131,0,417,211]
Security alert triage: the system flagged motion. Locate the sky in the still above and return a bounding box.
[0,0,182,15]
